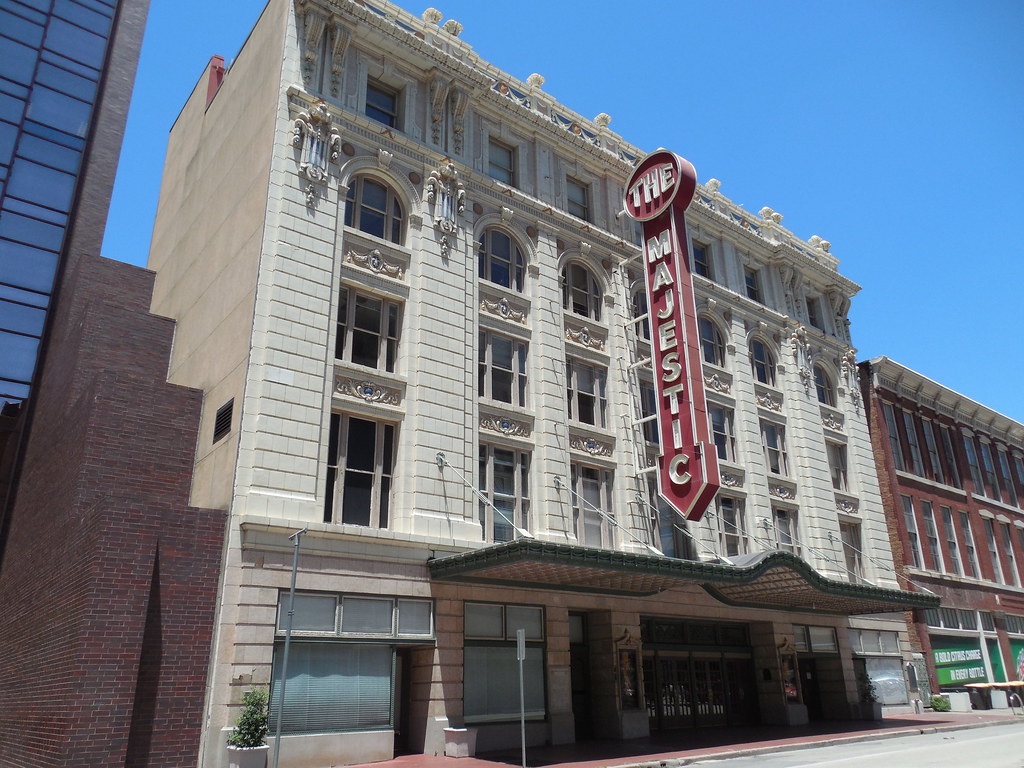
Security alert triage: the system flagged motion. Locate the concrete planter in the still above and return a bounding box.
[444,728,477,758]
[227,745,269,768]
[858,701,883,720]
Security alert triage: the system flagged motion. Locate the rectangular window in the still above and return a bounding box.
[1001,523,1021,587]
[325,414,395,527]
[571,463,612,548]
[979,442,1001,501]
[743,266,762,303]
[479,444,529,543]
[639,381,659,444]
[920,501,943,572]
[839,522,863,582]
[336,288,400,372]
[464,602,545,723]
[270,643,392,734]
[997,448,1018,507]
[773,507,799,556]
[1015,456,1024,498]
[709,404,736,463]
[805,296,824,331]
[921,420,945,484]
[365,79,399,127]
[963,436,985,494]
[902,495,923,569]
[761,420,788,476]
[488,138,515,185]
[716,496,747,557]
[827,441,848,491]
[566,358,607,428]
[940,426,962,488]
[960,511,979,578]
[479,331,527,406]
[692,240,712,279]
[902,411,925,476]
[883,404,905,472]
[940,506,962,576]
[984,519,1005,584]
[566,177,589,221]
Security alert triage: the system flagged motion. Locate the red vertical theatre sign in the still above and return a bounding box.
[625,149,720,522]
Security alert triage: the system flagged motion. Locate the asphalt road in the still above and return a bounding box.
[689,722,1024,768]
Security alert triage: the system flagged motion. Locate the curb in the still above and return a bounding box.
[600,716,1024,768]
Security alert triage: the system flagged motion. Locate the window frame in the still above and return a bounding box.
[344,175,404,244]
[750,338,776,386]
[325,413,396,528]
[901,495,923,569]
[744,266,762,303]
[882,403,905,472]
[839,521,864,582]
[566,357,607,428]
[562,262,602,321]
[478,228,525,292]
[760,419,789,476]
[478,330,528,407]
[566,176,590,221]
[902,410,925,476]
[487,137,516,185]
[709,403,736,463]
[365,78,400,128]
[813,364,836,407]
[920,500,943,572]
[827,440,848,491]
[716,496,747,557]
[960,510,980,578]
[692,240,712,279]
[940,506,962,576]
[772,507,800,556]
[699,316,726,367]
[335,287,401,373]
[478,444,530,543]
[571,463,613,548]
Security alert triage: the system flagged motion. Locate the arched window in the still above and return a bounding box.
[750,339,776,386]
[698,317,725,367]
[478,229,525,291]
[344,176,404,244]
[814,364,836,407]
[631,289,650,340]
[562,263,602,321]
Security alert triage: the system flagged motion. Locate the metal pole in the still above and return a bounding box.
[271,527,307,768]
[517,628,526,768]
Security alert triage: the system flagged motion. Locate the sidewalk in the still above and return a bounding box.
[348,710,1024,768]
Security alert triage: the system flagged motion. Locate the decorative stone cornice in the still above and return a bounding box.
[756,390,783,412]
[344,248,405,280]
[480,414,530,438]
[565,325,605,351]
[569,435,613,457]
[480,296,526,324]
[821,409,845,431]
[769,484,797,500]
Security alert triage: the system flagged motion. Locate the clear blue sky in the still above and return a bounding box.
[103,0,1024,423]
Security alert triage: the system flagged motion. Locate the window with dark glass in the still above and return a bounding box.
[566,358,607,427]
[978,441,1001,501]
[478,228,524,291]
[839,522,863,582]
[562,263,601,320]
[772,508,799,555]
[717,496,746,557]
[744,266,762,302]
[902,495,922,568]
[963,435,984,493]
[479,445,530,542]
[827,441,848,491]
[566,177,589,221]
[750,339,775,386]
[365,79,399,127]
[336,288,400,372]
[709,404,735,462]
[631,289,650,341]
[479,331,527,407]
[639,380,659,443]
[692,241,712,279]
[902,411,925,476]
[488,138,515,185]
[344,176,404,243]
[699,316,725,367]
[760,420,788,475]
[325,414,395,527]
[940,506,962,575]
[921,420,945,484]
[960,511,979,578]
[571,463,612,548]
[882,403,905,472]
[814,365,835,406]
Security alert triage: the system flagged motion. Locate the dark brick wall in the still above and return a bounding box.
[0,255,226,767]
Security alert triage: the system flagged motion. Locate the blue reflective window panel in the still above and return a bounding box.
[18,132,81,174]
[0,209,65,251]
[0,239,59,292]
[0,120,16,167]
[0,329,40,380]
[7,159,77,211]
[0,9,45,47]
[72,0,116,17]
[0,78,30,100]
[0,297,46,335]
[54,0,113,36]
[0,282,49,309]
[27,86,92,137]
[4,0,50,18]
[40,47,100,82]
[24,119,86,150]
[0,33,40,83]
[5,197,69,226]
[1,379,30,403]
[37,61,99,103]
[44,17,106,68]
[0,92,27,123]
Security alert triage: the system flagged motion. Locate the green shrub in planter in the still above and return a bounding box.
[227,688,269,748]
[931,694,951,712]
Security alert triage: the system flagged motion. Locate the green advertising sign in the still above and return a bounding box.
[931,636,987,687]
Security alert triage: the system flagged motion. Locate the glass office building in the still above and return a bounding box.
[0,0,122,406]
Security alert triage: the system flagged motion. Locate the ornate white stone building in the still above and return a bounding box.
[147,1,934,766]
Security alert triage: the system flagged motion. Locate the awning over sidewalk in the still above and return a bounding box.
[428,539,938,615]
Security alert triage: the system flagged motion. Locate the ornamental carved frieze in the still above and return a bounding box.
[334,376,401,405]
[292,99,341,184]
[569,435,613,457]
[705,372,732,394]
[790,324,812,391]
[424,161,465,259]
[721,473,742,488]
[480,415,530,438]
[565,325,605,351]
[769,484,797,500]
[841,347,862,410]
[480,296,526,324]
[296,3,352,97]
[836,498,859,514]
[756,390,783,412]
[344,248,405,280]
[821,410,845,431]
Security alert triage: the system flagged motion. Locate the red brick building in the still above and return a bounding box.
[861,357,1024,699]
